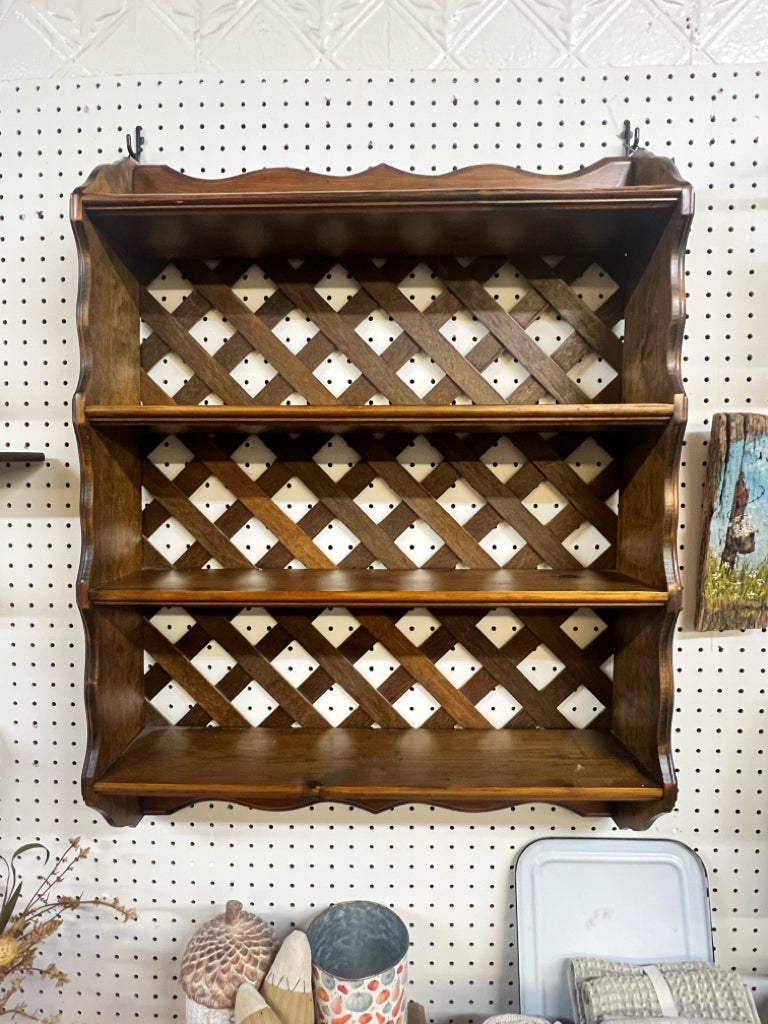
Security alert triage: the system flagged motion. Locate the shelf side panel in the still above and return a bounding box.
[72,206,142,407]
[621,196,691,404]
[73,201,145,591]
[73,179,147,825]
[81,606,145,826]
[615,404,686,591]
[611,605,678,824]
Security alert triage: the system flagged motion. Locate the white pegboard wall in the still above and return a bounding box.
[1,68,766,1023]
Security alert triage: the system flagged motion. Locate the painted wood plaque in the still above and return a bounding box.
[696,413,768,631]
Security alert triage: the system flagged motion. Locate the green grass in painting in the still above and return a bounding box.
[703,548,768,616]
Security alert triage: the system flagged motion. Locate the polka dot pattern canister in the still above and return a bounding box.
[307,900,410,1024]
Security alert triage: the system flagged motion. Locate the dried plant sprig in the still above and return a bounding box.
[0,837,136,1022]
[0,847,48,936]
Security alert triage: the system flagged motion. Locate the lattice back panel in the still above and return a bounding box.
[1,66,765,1024]
[141,603,614,732]
[140,256,623,408]
[142,428,617,573]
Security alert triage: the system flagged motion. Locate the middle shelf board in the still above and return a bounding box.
[84,402,681,435]
[88,568,670,607]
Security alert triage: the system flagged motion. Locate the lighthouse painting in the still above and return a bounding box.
[696,413,768,631]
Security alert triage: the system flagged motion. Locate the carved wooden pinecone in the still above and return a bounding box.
[180,900,280,1009]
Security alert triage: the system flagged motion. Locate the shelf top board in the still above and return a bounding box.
[93,726,665,811]
[87,568,670,608]
[79,198,679,261]
[84,402,681,434]
[73,155,693,261]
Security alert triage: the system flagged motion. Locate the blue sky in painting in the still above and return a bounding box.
[709,431,768,568]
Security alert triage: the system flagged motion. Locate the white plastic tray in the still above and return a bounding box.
[515,837,714,1023]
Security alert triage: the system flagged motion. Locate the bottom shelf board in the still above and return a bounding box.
[91,726,664,812]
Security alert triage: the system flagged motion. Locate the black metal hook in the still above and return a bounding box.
[620,120,640,156]
[126,126,144,162]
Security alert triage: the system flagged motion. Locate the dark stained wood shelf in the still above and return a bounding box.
[89,567,669,608]
[92,726,665,813]
[85,402,682,434]
[72,153,692,827]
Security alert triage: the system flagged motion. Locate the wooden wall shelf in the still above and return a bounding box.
[71,154,692,827]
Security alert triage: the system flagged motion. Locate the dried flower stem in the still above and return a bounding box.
[0,837,136,1022]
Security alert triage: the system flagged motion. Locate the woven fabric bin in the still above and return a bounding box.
[570,959,760,1024]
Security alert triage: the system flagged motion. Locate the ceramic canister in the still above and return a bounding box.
[307,900,409,1024]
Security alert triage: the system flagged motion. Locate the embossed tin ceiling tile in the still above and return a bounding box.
[574,0,692,66]
[199,0,322,72]
[695,0,768,62]
[451,0,568,69]
[74,1,197,75]
[327,0,446,71]
[0,1,78,78]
